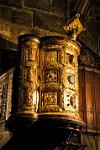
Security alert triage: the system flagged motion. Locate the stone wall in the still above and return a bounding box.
[0,0,99,55]
[0,0,100,67]
[0,0,67,51]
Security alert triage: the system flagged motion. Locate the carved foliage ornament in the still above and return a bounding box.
[63,13,85,40]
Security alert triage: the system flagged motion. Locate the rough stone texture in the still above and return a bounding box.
[0,0,99,57]
[94,0,100,31]
[0,36,17,51]
[0,19,32,51]
[49,0,67,16]
[24,0,50,12]
[79,4,99,56]
[0,5,33,27]
[33,10,65,34]
[0,0,22,8]
[32,26,66,38]
[79,40,100,69]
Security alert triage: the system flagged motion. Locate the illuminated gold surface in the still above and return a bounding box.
[18,34,40,116]
[63,13,85,40]
[39,36,82,123]
[15,34,84,124]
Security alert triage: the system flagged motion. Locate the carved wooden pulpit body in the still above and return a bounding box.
[17,34,40,118]
[6,14,85,135]
[39,36,83,125]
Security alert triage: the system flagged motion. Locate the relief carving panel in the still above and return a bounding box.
[18,35,40,113]
[39,36,81,122]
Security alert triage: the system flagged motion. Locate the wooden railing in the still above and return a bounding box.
[0,68,14,127]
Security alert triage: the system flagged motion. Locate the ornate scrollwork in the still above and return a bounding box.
[44,51,57,64]
[39,36,82,123]
[18,34,40,113]
[63,13,85,40]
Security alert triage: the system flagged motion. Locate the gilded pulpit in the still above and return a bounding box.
[6,14,86,149]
